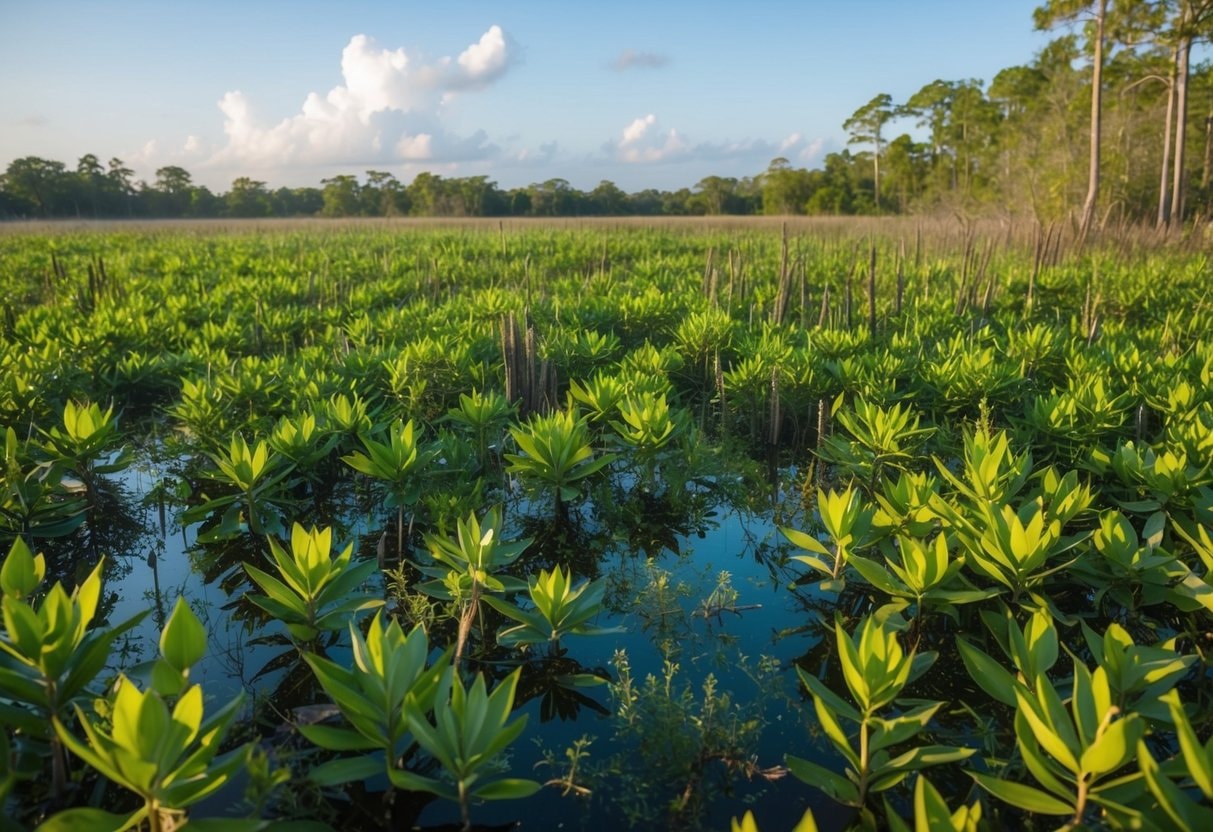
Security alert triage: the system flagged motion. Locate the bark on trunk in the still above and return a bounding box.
[1157,50,1178,229]
[1169,34,1193,224]
[1079,0,1107,238]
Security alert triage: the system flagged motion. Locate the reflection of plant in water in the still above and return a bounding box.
[601,648,784,829]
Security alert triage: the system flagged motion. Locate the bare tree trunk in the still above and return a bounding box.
[1170,34,1193,224]
[1202,111,1212,190]
[1079,0,1107,239]
[1158,50,1177,228]
[874,135,882,213]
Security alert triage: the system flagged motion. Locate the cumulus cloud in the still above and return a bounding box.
[210,26,513,169]
[613,114,688,163]
[611,49,669,71]
[604,116,824,171]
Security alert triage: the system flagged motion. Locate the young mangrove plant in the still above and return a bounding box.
[610,391,685,487]
[484,566,621,651]
[506,407,615,516]
[243,523,384,647]
[444,389,515,469]
[944,498,1088,606]
[883,775,983,832]
[781,484,877,592]
[417,505,530,664]
[969,656,1147,829]
[184,433,295,540]
[955,606,1060,706]
[820,399,935,487]
[1138,690,1213,830]
[849,533,997,629]
[39,400,133,498]
[0,538,146,801]
[45,676,249,832]
[342,418,431,558]
[300,613,449,789]
[1,427,89,544]
[788,615,973,828]
[393,667,540,831]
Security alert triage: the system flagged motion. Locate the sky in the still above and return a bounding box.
[0,1,1058,193]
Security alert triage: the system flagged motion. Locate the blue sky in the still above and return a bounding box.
[0,1,1056,192]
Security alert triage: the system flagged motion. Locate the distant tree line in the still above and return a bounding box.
[3,1,1212,227]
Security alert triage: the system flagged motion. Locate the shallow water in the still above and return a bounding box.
[58,451,853,831]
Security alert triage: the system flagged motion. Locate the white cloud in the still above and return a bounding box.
[453,26,510,87]
[614,113,688,163]
[603,117,824,173]
[774,133,824,164]
[209,26,514,170]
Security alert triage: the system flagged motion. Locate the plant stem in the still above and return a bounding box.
[459,780,471,831]
[857,715,871,807]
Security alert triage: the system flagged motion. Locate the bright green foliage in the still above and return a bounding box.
[47,676,249,832]
[323,392,373,438]
[956,606,1059,706]
[781,485,876,589]
[949,499,1088,603]
[268,412,339,472]
[820,399,935,485]
[1080,622,1193,720]
[568,374,628,424]
[970,662,1147,829]
[730,808,818,832]
[787,616,972,820]
[148,597,208,697]
[872,471,940,537]
[341,418,427,508]
[343,418,431,556]
[673,307,736,375]
[1139,690,1213,830]
[922,343,1021,414]
[484,566,621,648]
[1026,377,1130,461]
[506,408,615,509]
[1,426,88,541]
[1076,509,1187,613]
[417,505,532,663]
[884,775,983,832]
[445,389,514,465]
[393,667,540,830]
[1097,440,1213,520]
[610,392,683,460]
[40,400,133,484]
[1172,518,1213,614]
[0,538,146,796]
[244,523,383,644]
[934,429,1032,509]
[184,433,295,538]
[418,506,531,600]
[301,614,449,786]
[850,534,996,622]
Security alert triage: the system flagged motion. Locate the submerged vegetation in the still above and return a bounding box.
[0,220,1211,830]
